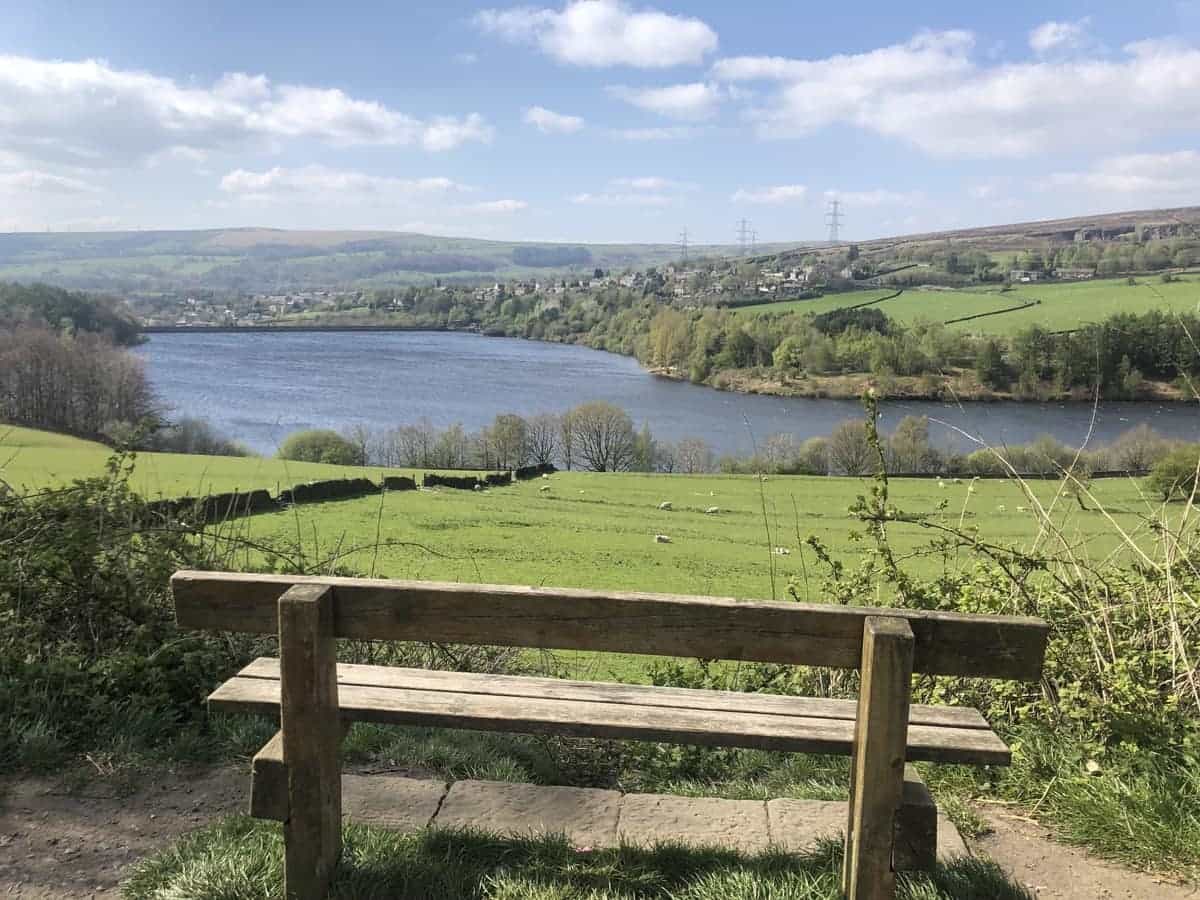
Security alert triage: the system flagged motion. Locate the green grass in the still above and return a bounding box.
[734,276,1200,335]
[0,424,415,498]
[233,469,1159,598]
[122,817,1032,900]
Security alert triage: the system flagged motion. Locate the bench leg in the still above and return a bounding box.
[842,616,914,900]
[279,584,342,900]
[895,765,937,872]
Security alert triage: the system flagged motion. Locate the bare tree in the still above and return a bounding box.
[569,401,636,472]
[527,413,559,466]
[559,408,577,471]
[826,419,873,475]
[674,437,714,474]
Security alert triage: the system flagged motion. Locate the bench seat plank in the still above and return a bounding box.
[210,659,1010,766]
[237,657,993,731]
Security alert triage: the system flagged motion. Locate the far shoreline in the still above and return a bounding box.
[140,324,1196,407]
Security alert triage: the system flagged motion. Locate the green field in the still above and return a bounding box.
[736,276,1200,334]
[4,426,1161,609]
[0,425,412,498]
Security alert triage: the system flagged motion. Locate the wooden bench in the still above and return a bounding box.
[172,570,1048,900]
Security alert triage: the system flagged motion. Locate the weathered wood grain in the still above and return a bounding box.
[172,570,1048,679]
[279,584,341,900]
[843,616,915,900]
[208,670,1009,766]
[235,657,992,730]
[250,730,287,822]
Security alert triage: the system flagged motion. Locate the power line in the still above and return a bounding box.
[736,218,753,255]
[825,199,843,243]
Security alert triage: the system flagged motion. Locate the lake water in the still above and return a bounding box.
[138,331,1199,457]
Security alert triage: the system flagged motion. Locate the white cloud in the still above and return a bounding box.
[0,54,492,167]
[968,183,998,201]
[1029,18,1091,54]
[523,105,585,134]
[612,176,676,190]
[464,198,529,213]
[1045,150,1200,194]
[824,188,923,207]
[732,184,807,204]
[717,32,1200,159]
[453,52,479,65]
[571,191,671,206]
[219,166,470,197]
[0,169,99,194]
[608,82,722,120]
[608,125,696,140]
[473,0,717,68]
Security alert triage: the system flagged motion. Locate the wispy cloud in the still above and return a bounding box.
[607,82,722,120]
[732,184,807,204]
[523,105,585,133]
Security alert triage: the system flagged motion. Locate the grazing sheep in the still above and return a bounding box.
[937,480,947,489]
[541,473,550,479]
[654,534,672,544]
[473,484,482,492]
[539,485,551,492]
[705,506,720,515]
[996,504,1007,513]
[1016,506,1030,512]
[773,547,791,556]
[658,501,672,510]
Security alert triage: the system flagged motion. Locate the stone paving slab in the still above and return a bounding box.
[335,775,969,862]
[436,779,622,848]
[617,793,772,854]
[342,774,447,830]
[766,798,846,852]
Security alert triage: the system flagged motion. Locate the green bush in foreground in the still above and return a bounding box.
[0,455,266,772]
[122,817,1032,900]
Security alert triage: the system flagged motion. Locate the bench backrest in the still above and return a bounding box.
[172,570,1047,680]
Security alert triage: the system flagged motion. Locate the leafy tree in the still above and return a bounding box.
[277,429,364,465]
[1147,446,1200,501]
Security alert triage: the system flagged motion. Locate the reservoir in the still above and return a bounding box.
[138,331,1199,457]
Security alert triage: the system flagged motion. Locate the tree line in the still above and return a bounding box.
[277,406,1194,483]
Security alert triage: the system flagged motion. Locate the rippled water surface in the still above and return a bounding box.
[138,331,1199,456]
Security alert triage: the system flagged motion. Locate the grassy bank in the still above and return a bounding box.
[0,424,416,496]
[733,275,1200,334]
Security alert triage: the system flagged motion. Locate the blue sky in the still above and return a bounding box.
[1,1,1198,243]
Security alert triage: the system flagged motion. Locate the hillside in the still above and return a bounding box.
[0,228,799,298]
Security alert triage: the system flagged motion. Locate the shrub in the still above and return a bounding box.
[277,429,364,465]
[0,455,264,771]
[149,417,250,457]
[1147,445,1200,501]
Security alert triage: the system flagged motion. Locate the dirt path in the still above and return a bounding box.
[2,767,1195,898]
[973,808,1197,899]
[0,767,245,898]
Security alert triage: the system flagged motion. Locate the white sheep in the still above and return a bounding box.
[705,506,720,515]
[539,485,551,492]
[655,534,672,544]
[937,480,947,489]
[773,547,791,556]
[1016,506,1030,513]
[996,504,1007,513]
[541,473,550,480]
[658,501,672,510]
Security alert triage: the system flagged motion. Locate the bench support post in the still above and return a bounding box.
[279,584,342,900]
[842,616,914,900]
